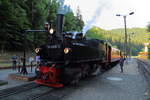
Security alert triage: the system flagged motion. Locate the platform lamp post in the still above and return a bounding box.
[116,12,134,58]
[20,29,48,75]
[20,30,28,75]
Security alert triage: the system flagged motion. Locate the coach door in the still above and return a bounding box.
[108,46,111,63]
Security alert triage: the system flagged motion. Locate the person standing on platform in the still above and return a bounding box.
[119,56,125,73]
[17,57,21,72]
[29,57,34,72]
[12,55,17,70]
[35,56,40,67]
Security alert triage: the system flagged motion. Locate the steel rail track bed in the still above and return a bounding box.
[137,59,150,85]
[0,83,40,99]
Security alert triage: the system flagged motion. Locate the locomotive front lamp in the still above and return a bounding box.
[49,28,54,34]
[35,48,40,53]
[64,48,70,54]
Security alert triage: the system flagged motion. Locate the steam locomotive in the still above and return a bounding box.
[34,13,122,88]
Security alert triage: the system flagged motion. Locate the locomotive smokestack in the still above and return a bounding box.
[56,3,69,40]
[56,14,64,40]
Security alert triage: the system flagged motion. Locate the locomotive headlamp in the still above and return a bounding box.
[35,48,40,53]
[64,48,71,54]
[49,28,54,34]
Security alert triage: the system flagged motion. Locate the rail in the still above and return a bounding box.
[137,59,150,84]
[0,83,40,99]
[27,86,77,100]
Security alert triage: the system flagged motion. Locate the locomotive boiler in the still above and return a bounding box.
[34,13,122,88]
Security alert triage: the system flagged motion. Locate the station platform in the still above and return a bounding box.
[61,58,150,100]
[0,58,150,100]
[0,67,36,90]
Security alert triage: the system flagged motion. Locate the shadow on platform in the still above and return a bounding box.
[0,80,8,86]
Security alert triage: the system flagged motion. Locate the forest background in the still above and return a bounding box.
[0,0,149,58]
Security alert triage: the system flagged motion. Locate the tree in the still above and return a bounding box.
[0,0,85,52]
[63,6,84,32]
[86,26,148,56]
[63,12,77,32]
[75,6,84,32]
[0,0,29,52]
[147,23,150,59]
[86,26,105,40]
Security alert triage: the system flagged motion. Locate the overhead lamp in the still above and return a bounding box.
[49,28,54,34]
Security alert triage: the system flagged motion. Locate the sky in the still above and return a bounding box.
[64,0,150,31]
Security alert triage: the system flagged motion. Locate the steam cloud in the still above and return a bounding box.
[82,1,110,34]
[82,6,104,34]
[62,0,111,34]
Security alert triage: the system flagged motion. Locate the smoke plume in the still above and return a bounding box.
[82,1,110,34]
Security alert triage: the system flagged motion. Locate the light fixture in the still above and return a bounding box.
[35,48,40,53]
[64,48,71,54]
[49,28,54,34]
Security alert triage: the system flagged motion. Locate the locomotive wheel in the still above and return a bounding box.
[81,64,90,78]
[61,67,82,85]
[71,72,82,85]
[90,64,102,76]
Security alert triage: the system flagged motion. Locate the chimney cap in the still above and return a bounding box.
[57,5,68,15]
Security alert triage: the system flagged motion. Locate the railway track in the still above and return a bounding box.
[0,81,79,100]
[27,86,77,100]
[137,59,150,85]
[0,82,40,99]
[26,88,54,100]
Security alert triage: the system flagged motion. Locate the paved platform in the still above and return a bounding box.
[0,67,36,90]
[61,58,149,100]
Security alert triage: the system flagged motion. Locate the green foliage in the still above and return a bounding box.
[63,6,84,32]
[86,26,148,56]
[63,12,77,32]
[86,26,105,40]
[47,0,59,22]
[63,11,84,32]
[108,28,148,55]
[0,0,29,51]
[0,0,84,52]
[147,23,150,59]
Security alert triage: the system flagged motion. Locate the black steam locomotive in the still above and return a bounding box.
[35,13,122,88]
